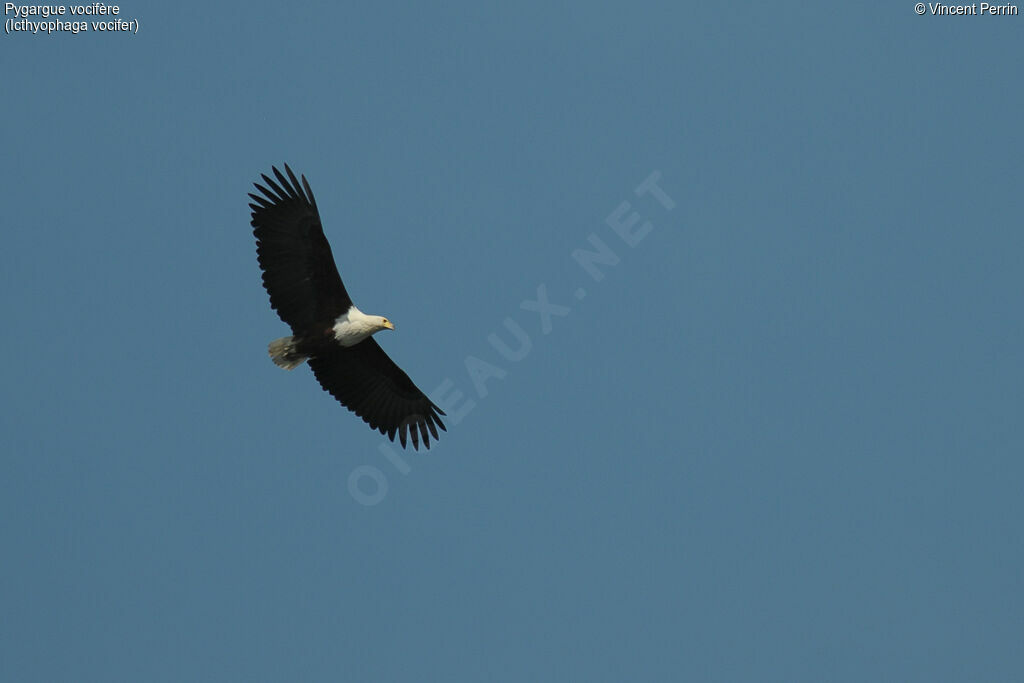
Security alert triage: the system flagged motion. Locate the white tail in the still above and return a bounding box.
[268,336,308,370]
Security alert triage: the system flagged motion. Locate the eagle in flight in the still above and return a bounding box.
[249,165,446,449]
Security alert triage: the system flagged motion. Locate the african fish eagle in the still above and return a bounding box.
[248,165,446,450]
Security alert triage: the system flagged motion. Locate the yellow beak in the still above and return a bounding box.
[383,321,395,330]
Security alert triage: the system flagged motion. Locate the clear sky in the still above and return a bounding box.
[2,2,1022,681]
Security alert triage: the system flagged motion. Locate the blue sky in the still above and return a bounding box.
[2,2,1022,681]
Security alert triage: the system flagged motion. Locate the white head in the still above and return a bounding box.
[333,306,395,346]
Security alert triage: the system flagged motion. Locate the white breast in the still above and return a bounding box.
[332,306,378,346]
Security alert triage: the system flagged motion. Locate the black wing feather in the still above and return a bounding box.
[250,164,352,331]
[307,339,446,451]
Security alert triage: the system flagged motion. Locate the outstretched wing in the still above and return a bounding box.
[307,339,447,450]
[249,165,352,331]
